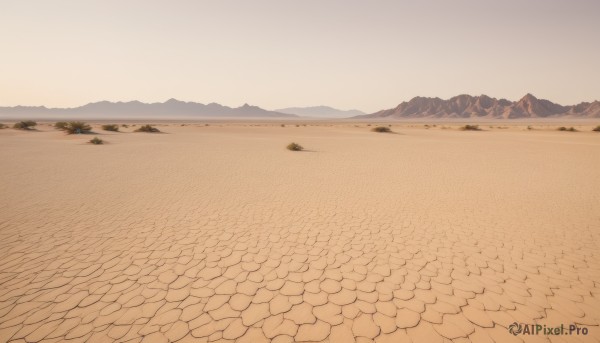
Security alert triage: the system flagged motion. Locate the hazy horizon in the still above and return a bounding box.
[1,0,599,112]
[0,92,597,113]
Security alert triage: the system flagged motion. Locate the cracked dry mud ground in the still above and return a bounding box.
[0,124,599,343]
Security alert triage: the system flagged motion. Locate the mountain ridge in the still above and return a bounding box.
[357,94,600,119]
[0,99,296,119]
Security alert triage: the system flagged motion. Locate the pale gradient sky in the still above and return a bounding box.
[1,0,599,112]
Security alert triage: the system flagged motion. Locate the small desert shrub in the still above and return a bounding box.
[54,122,68,130]
[286,142,303,151]
[593,125,600,132]
[89,137,103,145]
[13,120,37,130]
[281,124,285,127]
[135,124,160,133]
[121,124,129,128]
[64,121,92,134]
[101,124,119,132]
[371,126,392,133]
[527,125,533,130]
[461,124,480,131]
[558,126,577,132]
[0,123,6,129]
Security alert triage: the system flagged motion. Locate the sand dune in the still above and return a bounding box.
[0,123,599,342]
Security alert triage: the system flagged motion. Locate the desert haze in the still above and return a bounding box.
[0,122,599,342]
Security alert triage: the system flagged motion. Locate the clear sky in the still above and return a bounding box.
[1,0,598,112]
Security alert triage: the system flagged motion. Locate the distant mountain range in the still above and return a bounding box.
[0,99,296,119]
[275,106,365,118]
[356,94,600,119]
[1,94,598,120]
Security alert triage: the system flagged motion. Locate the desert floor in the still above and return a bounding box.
[0,122,599,343]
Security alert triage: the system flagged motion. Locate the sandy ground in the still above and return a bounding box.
[0,122,599,343]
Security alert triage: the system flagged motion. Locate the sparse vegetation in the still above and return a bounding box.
[135,124,160,133]
[89,137,104,145]
[13,121,37,130]
[371,126,392,133]
[461,124,481,131]
[558,126,577,132]
[121,124,129,128]
[281,124,285,127]
[592,126,600,132]
[0,123,6,129]
[54,122,68,130]
[527,125,533,130]
[64,121,92,134]
[101,124,119,132]
[286,142,303,151]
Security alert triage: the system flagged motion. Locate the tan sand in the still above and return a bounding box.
[0,123,599,342]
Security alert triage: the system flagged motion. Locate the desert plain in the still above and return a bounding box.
[0,122,599,343]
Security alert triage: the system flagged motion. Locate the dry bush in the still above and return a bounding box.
[557,127,577,132]
[286,142,303,151]
[135,125,160,133]
[13,121,37,130]
[461,124,481,131]
[89,137,104,145]
[371,126,392,133]
[64,122,92,134]
[101,124,119,132]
